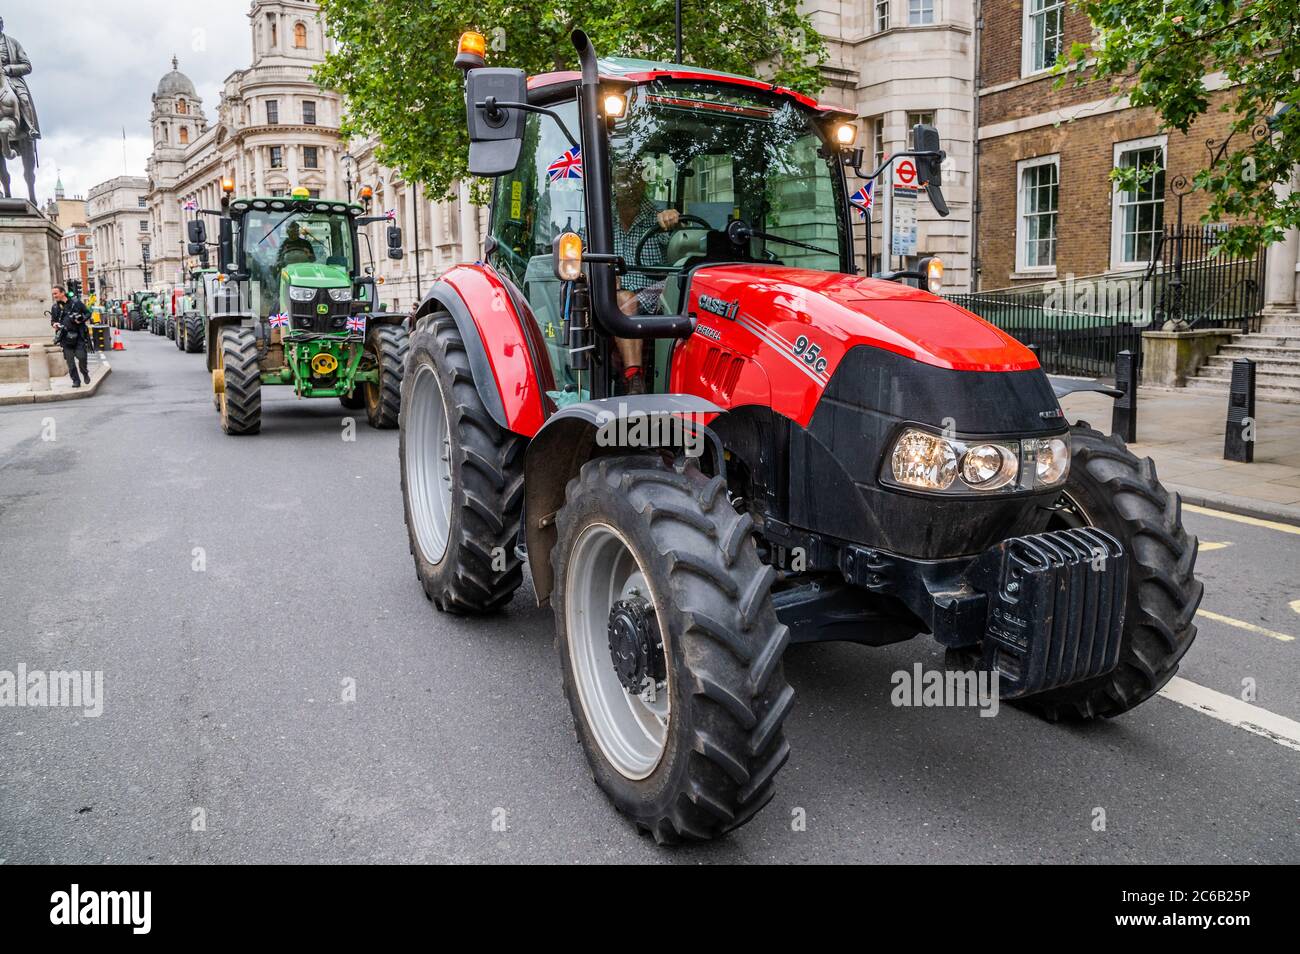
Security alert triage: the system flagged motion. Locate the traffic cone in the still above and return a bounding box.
[111,327,125,351]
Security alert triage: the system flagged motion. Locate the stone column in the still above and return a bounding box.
[458,180,478,262]
[1264,171,1299,312]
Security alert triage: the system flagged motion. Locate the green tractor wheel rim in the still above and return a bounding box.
[566,523,670,780]
[406,363,454,563]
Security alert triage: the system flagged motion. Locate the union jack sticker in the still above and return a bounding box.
[346,315,366,334]
[268,313,290,328]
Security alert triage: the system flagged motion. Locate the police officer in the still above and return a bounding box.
[50,284,92,388]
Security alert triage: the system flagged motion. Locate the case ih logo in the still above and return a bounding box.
[698,295,739,321]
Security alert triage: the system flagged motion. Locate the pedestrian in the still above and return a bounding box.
[50,284,92,388]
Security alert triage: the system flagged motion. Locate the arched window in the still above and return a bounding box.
[294,22,308,48]
[179,126,189,145]
[176,98,188,115]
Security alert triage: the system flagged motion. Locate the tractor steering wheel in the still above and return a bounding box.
[633,213,713,267]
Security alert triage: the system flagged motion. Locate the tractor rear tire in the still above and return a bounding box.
[364,324,407,429]
[399,310,524,613]
[218,326,261,435]
[183,315,204,353]
[173,319,184,349]
[1016,423,1202,720]
[167,319,177,342]
[552,454,793,844]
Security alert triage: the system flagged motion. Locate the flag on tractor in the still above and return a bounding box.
[849,181,873,218]
[346,315,366,334]
[547,145,583,181]
[268,313,290,328]
[182,199,198,212]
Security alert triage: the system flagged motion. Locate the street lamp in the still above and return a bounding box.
[342,152,355,201]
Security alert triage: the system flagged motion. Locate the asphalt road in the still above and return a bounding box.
[1,332,1297,864]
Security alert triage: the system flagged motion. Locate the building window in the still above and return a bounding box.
[266,100,279,124]
[270,145,284,169]
[908,0,934,25]
[137,197,147,208]
[870,116,885,171]
[308,189,321,199]
[874,0,890,31]
[179,126,189,145]
[1112,136,1166,268]
[303,146,319,169]
[1024,0,1065,75]
[139,220,149,232]
[270,189,285,197]
[303,100,317,125]
[1016,155,1059,272]
[268,15,278,48]
[906,111,935,146]
[294,21,308,48]
[176,98,188,115]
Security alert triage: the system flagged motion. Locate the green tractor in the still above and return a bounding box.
[175,269,215,354]
[188,185,407,435]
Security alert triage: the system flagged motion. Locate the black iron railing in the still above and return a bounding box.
[951,226,1264,380]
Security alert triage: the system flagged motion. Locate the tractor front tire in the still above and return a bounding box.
[183,315,204,353]
[364,324,407,429]
[218,326,261,435]
[338,391,366,411]
[399,310,524,613]
[1017,423,1202,720]
[553,454,794,844]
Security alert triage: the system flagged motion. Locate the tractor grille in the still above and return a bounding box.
[965,526,1127,697]
[290,289,351,334]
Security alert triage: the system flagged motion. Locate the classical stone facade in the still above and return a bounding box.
[0,199,62,340]
[808,0,975,290]
[87,176,150,299]
[144,1,345,292]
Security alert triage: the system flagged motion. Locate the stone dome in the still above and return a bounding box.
[156,57,197,99]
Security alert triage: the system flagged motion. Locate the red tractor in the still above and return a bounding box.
[397,31,1202,843]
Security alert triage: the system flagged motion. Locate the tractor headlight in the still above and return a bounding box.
[1030,436,1070,485]
[885,429,1069,494]
[890,429,958,491]
[328,288,353,303]
[289,286,315,302]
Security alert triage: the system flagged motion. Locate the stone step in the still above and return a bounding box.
[1205,353,1300,371]
[1193,364,1300,384]
[1258,324,1300,334]
[1241,333,1300,345]
[1219,343,1300,358]
[1184,376,1300,404]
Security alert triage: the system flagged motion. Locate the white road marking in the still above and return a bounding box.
[1290,598,1300,616]
[1196,609,1295,643]
[1184,503,1300,536]
[1198,541,1232,552]
[1159,676,1300,752]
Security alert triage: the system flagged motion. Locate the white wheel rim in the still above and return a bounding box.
[566,523,670,780]
[405,363,454,563]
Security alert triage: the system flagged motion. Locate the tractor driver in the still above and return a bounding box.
[276,221,317,269]
[611,161,679,395]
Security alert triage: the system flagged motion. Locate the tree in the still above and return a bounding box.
[315,0,826,200]
[1065,0,1300,255]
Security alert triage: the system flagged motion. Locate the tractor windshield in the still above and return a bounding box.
[609,79,850,274]
[241,208,355,315]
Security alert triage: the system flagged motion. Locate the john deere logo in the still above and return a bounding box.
[310,353,339,375]
[316,303,329,314]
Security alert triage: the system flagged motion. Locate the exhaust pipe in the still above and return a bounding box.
[571,30,692,340]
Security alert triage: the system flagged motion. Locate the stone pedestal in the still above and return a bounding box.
[1141,328,1238,387]
[0,198,61,342]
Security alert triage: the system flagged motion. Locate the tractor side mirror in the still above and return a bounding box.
[464,68,527,176]
[387,225,404,260]
[187,219,207,244]
[218,218,235,272]
[911,124,950,218]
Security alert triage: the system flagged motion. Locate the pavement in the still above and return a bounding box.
[0,331,1297,864]
[1060,387,1300,526]
[0,351,113,406]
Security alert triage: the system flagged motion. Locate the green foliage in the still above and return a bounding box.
[315,0,826,201]
[1062,0,1300,255]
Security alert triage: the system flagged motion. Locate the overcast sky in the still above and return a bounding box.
[7,2,258,203]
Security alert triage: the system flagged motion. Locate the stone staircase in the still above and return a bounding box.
[1186,313,1300,404]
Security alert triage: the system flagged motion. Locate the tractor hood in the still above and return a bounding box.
[686,265,1037,373]
[283,262,351,288]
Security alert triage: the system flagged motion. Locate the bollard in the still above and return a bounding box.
[26,343,51,391]
[1223,358,1255,462]
[1111,349,1137,443]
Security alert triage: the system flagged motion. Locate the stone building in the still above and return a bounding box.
[810,0,976,290]
[144,0,345,292]
[974,0,1244,291]
[87,176,151,300]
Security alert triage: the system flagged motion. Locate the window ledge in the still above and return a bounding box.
[1009,268,1057,280]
